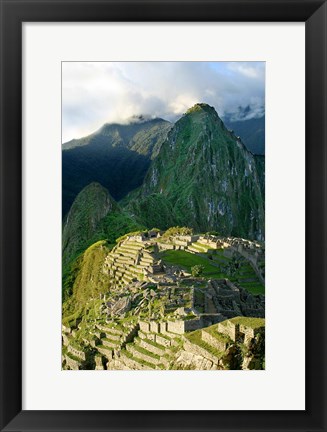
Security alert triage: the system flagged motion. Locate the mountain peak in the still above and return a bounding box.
[186,103,219,117]
[81,181,115,200]
[127,101,264,240]
[62,182,118,266]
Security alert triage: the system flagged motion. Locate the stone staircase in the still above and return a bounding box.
[107,325,181,370]
[187,241,213,254]
[62,342,88,370]
[103,240,163,288]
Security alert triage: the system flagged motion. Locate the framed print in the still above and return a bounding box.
[0,0,326,431]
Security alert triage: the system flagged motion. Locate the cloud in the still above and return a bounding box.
[62,61,265,143]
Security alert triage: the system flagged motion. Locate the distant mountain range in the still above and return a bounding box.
[224,115,265,155]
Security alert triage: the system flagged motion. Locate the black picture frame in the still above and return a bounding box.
[1,0,326,431]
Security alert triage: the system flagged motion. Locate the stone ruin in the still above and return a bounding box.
[62,315,265,371]
[62,233,265,370]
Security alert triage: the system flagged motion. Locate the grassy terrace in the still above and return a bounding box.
[121,349,158,369]
[65,352,83,363]
[102,337,120,345]
[159,249,265,295]
[160,250,224,278]
[228,316,265,328]
[185,330,224,359]
[203,326,232,344]
[137,336,165,350]
[130,343,161,360]
[236,281,264,295]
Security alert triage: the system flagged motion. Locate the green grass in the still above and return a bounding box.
[139,337,166,350]
[128,344,160,360]
[193,242,215,250]
[185,330,224,359]
[65,352,83,363]
[160,250,223,278]
[228,317,265,329]
[204,326,232,344]
[102,337,120,345]
[236,281,264,295]
[160,249,265,295]
[122,349,156,368]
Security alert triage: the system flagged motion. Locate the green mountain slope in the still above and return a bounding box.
[62,118,172,216]
[62,182,117,266]
[62,240,111,321]
[62,182,145,300]
[254,154,265,202]
[125,103,264,240]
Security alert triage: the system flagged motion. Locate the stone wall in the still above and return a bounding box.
[62,334,70,346]
[217,320,240,342]
[167,320,185,334]
[64,354,81,370]
[97,346,113,360]
[166,318,202,334]
[178,235,200,242]
[183,340,221,365]
[150,321,160,333]
[158,243,175,251]
[140,318,203,335]
[201,330,229,351]
[67,345,86,361]
[62,324,71,334]
[176,350,218,370]
[139,321,150,333]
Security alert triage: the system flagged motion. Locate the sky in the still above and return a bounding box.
[62,61,265,144]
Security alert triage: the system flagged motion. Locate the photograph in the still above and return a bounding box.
[61,61,265,371]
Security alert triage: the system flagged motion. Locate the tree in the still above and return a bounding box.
[191,264,205,277]
[162,226,193,238]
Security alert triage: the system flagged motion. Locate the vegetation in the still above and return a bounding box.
[162,226,193,238]
[124,193,179,230]
[220,257,242,277]
[62,240,111,319]
[160,250,223,278]
[123,103,264,240]
[62,118,172,216]
[62,182,145,293]
[191,264,205,277]
[185,330,224,359]
[228,316,265,329]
